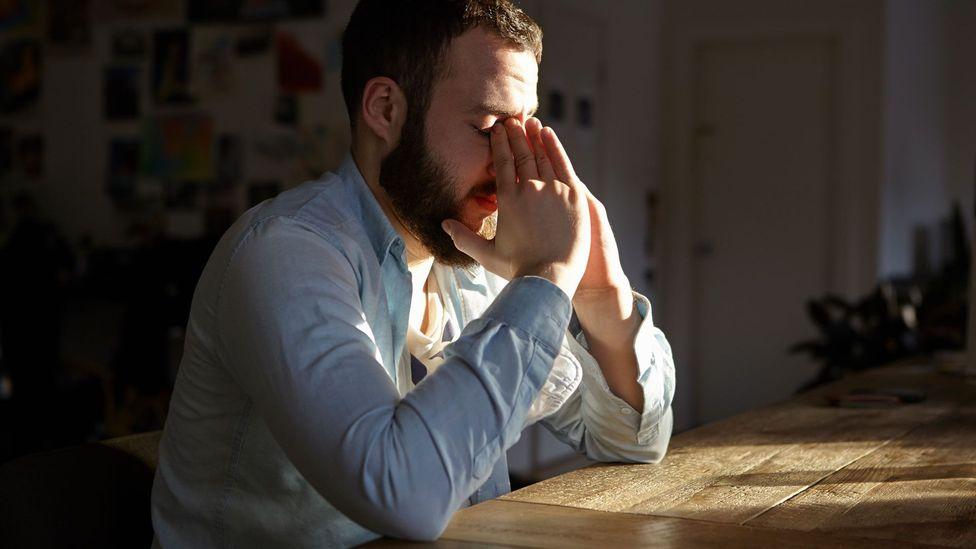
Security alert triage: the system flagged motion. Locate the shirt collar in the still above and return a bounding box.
[337,153,405,266]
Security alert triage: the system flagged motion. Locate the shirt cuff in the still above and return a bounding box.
[569,291,673,445]
[481,275,573,356]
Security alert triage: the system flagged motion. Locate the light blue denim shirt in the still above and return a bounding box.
[151,155,675,547]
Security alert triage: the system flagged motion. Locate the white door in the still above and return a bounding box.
[692,38,836,423]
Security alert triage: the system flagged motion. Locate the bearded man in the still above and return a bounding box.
[151,1,675,546]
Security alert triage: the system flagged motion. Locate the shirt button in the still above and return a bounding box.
[619,407,632,415]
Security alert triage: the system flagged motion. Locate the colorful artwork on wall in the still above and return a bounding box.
[104,66,141,120]
[141,114,214,180]
[152,29,194,105]
[191,28,236,99]
[276,31,322,93]
[0,41,41,114]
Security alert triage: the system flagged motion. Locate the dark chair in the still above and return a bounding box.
[0,431,162,549]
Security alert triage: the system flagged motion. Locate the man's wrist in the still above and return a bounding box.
[573,282,637,344]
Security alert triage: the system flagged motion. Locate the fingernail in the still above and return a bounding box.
[441,220,453,236]
[492,122,503,134]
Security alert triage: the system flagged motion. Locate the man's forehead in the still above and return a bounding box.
[446,27,539,117]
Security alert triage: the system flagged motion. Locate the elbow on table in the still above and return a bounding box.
[366,503,451,542]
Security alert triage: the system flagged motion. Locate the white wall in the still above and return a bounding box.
[878,0,976,278]
[879,0,951,278]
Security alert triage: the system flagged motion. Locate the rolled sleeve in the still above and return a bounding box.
[542,291,675,463]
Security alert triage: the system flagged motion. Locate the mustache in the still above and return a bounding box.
[467,181,497,198]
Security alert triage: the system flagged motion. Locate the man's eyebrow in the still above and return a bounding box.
[469,101,539,119]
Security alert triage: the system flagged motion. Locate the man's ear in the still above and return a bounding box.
[360,76,407,152]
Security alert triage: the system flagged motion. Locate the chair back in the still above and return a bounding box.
[0,431,162,549]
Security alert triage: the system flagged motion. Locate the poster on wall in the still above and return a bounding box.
[188,0,324,22]
[191,27,236,99]
[48,0,92,49]
[152,29,194,105]
[141,114,214,180]
[104,66,141,120]
[276,30,322,93]
[0,41,41,114]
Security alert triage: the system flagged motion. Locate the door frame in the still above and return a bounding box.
[660,15,882,429]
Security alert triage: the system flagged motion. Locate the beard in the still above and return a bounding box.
[379,117,496,268]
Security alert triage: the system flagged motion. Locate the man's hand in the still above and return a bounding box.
[524,118,645,412]
[441,118,591,300]
[525,119,631,304]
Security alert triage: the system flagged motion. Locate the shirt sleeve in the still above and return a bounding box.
[540,292,676,463]
[215,217,571,541]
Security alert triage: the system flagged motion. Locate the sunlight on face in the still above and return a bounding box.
[425,26,539,234]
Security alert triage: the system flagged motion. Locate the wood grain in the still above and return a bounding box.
[497,363,976,546]
[366,500,932,548]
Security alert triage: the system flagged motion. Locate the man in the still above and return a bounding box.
[151,1,675,546]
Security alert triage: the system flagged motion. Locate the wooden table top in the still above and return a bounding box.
[372,361,976,548]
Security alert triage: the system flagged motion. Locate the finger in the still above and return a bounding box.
[541,126,578,184]
[442,219,494,263]
[489,122,516,197]
[504,118,539,183]
[526,118,556,182]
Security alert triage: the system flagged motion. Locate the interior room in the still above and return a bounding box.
[0,0,973,546]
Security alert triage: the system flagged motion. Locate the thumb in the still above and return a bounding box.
[442,219,493,262]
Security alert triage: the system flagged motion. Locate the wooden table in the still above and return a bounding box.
[373,361,976,547]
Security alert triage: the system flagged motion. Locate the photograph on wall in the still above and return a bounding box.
[0,0,41,36]
[104,66,141,120]
[107,138,140,202]
[141,114,214,181]
[93,0,180,20]
[152,29,194,105]
[0,41,41,114]
[17,134,43,178]
[191,27,236,99]
[112,30,147,59]
[48,0,92,48]
[276,31,322,93]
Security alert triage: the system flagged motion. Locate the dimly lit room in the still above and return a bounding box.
[0,0,974,547]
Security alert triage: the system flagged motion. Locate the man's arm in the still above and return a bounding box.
[574,284,643,411]
[540,289,675,464]
[217,217,574,541]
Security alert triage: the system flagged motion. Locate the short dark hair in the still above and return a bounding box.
[340,0,542,127]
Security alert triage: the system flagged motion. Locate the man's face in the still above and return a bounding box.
[379,27,539,266]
